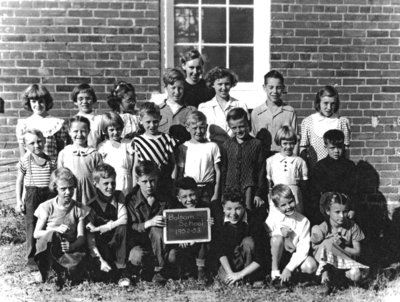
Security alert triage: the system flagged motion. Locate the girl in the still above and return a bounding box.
[107,81,139,139]
[267,126,308,213]
[311,192,368,291]
[199,66,248,145]
[180,48,215,108]
[34,167,90,290]
[58,116,103,205]
[132,102,177,200]
[16,84,68,161]
[97,112,134,196]
[300,85,350,168]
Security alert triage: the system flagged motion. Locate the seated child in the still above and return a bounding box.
[266,184,317,286]
[166,177,214,282]
[311,192,369,293]
[177,111,221,204]
[33,167,89,290]
[126,161,168,284]
[86,164,129,287]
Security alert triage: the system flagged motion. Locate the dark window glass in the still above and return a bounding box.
[229,47,253,82]
[175,8,199,43]
[203,0,225,3]
[230,8,253,44]
[202,46,226,74]
[230,0,253,4]
[202,8,226,43]
[175,0,198,4]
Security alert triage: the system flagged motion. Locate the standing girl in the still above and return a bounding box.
[97,112,134,196]
[16,84,68,161]
[58,116,103,205]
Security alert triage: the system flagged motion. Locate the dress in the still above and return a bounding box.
[16,114,68,161]
[119,113,139,138]
[58,145,103,205]
[97,139,134,196]
[300,113,350,168]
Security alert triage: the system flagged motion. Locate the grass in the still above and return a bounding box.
[1,204,400,302]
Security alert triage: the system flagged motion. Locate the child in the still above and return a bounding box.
[311,192,368,293]
[97,112,134,196]
[58,116,103,205]
[267,126,308,213]
[107,81,139,139]
[251,70,297,156]
[222,108,267,213]
[310,129,356,225]
[34,167,90,290]
[132,102,177,201]
[86,164,130,287]
[199,66,249,145]
[158,68,196,134]
[179,48,215,108]
[71,83,102,148]
[126,161,168,284]
[16,84,68,161]
[15,129,57,271]
[177,111,221,204]
[266,184,317,286]
[300,85,350,168]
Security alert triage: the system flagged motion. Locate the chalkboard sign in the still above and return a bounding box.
[163,208,211,244]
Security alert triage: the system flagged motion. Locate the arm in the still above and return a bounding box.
[68,218,86,252]
[132,150,139,188]
[94,202,128,234]
[255,143,268,201]
[219,255,233,275]
[285,219,311,272]
[86,232,112,272]
[225,262,261,285]
[33,218,69,239]
[15,170,24,214]
[211,162,221,202]
[18,144,26,158]
[291,111,299,155]
[344,240,361,257]
[169,151,177,181]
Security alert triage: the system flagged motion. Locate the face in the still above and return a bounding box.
[319,96,336,117]
[275,197,296,217]
[56,179,75,203]
[325,142,343,160]
[120,90,136,114]
[69,121,89,147]
[228,118,250,140]
[177,188,198,208]
[24,132,45,155]
[327,203,348,227]
[30,98,47,116]
[187,121,207,142]
[76,92,94,114]
[166,80,185,104]
[94,176,116,199]
[140,114,160,135]
[106,125,123,142]
[182,58,203,84]
[137,173,158,198]
[223,200,245,224]
[212,77,231,100]
[280,139,295,156]
[263,77,284,104]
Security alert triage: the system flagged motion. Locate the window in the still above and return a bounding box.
[160,0,270,107]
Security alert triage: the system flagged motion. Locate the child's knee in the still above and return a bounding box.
[346,268,361,282]
[301,256,318,274]
[167,249,178,264]
[241,236,255,251]
[128,246,144,266]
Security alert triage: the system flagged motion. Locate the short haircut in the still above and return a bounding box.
[135,160,160,178]
[205,66,238,88]
[323,129,344,146]
[138,102,161,120]
[186,111,207,126]
[49,167,78,192]
[21,84,54,112]
[270,184,295,207]
[315,85,340,113]
[320,192,351,215]
[264,70,285,86]
[226,107,249,124]
[23,128,45,144]
[69,115,91,132]
[162,68,185,87]
[221,188,245,206]
[274,125,298,146]
[101,111,125,137]
[93,163,117,183]
[107,81,136,112]
[175,177,197,194]
[70,83,97,103]
[179,48,204,65]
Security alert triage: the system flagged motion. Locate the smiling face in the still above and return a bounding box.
[56,179,75,204]
[186,121,207,142]
[94,176,116,200]
[69,121,89,147]
[263,77,284,104]
[177,188,198,208]
[228,117,250,141]
[24,132,45,156]
[30,98,47,116]
[76,91,94,114]
[319,96,336,117]
[106,125,123,142]
[327,203,348,228]
[166,80,185,104]
[137,173,158,198]
[223,200,245,224]
[212,76,231,101]
[140,113,160,136]
[325,142,344,160]
[182,58,203,85]
[275,196,296,217]
[280,139,295,157]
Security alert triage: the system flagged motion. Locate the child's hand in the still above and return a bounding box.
[280,226,292,238]
[207,217,214,226]
[281,268,292,283]
[86,222,97,232]
[253,196,265,208]
[56,224,69,234]
[333,232,343,246]
[15,201,25,215]
[210,193,218,202]
[149,215,166,228]
[348,210,355,220]
[225,272,243,285]
[61,240,70,252]
[97,224,112,234]
[100,259,112,272]
[179,241,195,248]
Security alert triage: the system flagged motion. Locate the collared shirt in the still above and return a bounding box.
[251,101,297,152]
[158,100,196,134]
[266,153,308,186]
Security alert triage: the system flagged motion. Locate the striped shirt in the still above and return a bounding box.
[17,153,56,187]
[133,133,176,167]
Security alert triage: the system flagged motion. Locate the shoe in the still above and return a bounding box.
[197,268,206,285]
[55,272,66,291]
[321,280,334,296]
[27,258,39,272]
[118,277,131,287]
[271,276,282,289]
[152,272,167,284]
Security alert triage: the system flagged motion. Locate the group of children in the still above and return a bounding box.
[15,48,368,294]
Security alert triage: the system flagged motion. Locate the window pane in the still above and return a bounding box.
[203,0,225,3]
[202,46,226,73]
[175,8,199,43]
[230,47,253,82]
[202,8,226,43]
[175,0,198,4]
[230,8,253,44]
[230,0,253,4]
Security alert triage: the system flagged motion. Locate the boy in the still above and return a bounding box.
[126,161,168,284]
[251,70,297,156]
[214,189,266,285]
[159,68,196,134]
[310,129,356,224]
[177,111,221,203]
[266,184,317,286]
[86,164,129,286]
[222,108,268,215]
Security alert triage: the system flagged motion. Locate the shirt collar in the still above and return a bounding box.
[275,152,296,164]
[314,112,338,122]
[71,145,96,156]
